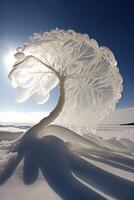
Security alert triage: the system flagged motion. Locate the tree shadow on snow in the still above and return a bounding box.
[0,135,134,200]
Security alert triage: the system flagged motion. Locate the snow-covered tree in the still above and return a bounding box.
[8,28,122,142]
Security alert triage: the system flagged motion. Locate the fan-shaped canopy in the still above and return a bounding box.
[9,28,123,132]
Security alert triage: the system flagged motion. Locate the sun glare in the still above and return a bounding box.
[4,50,16,73]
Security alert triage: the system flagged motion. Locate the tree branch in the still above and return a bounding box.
[9,55,60,80]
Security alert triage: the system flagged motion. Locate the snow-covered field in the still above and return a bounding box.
[0,177,61,200]
[0,123,134,200]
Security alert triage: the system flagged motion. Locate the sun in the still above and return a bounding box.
[4,50,16,73]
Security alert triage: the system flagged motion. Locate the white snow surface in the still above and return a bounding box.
[0,124,134,199]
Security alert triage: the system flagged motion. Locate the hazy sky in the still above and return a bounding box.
[0,0,134,114]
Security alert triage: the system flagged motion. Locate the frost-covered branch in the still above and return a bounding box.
[9,55,60,80]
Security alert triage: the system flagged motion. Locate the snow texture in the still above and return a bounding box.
[0,125,134,200]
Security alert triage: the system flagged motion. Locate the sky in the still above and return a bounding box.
[0,0,134,117]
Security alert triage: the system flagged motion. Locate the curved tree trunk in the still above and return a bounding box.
[35,77,66,137]
[7,77,66,152]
